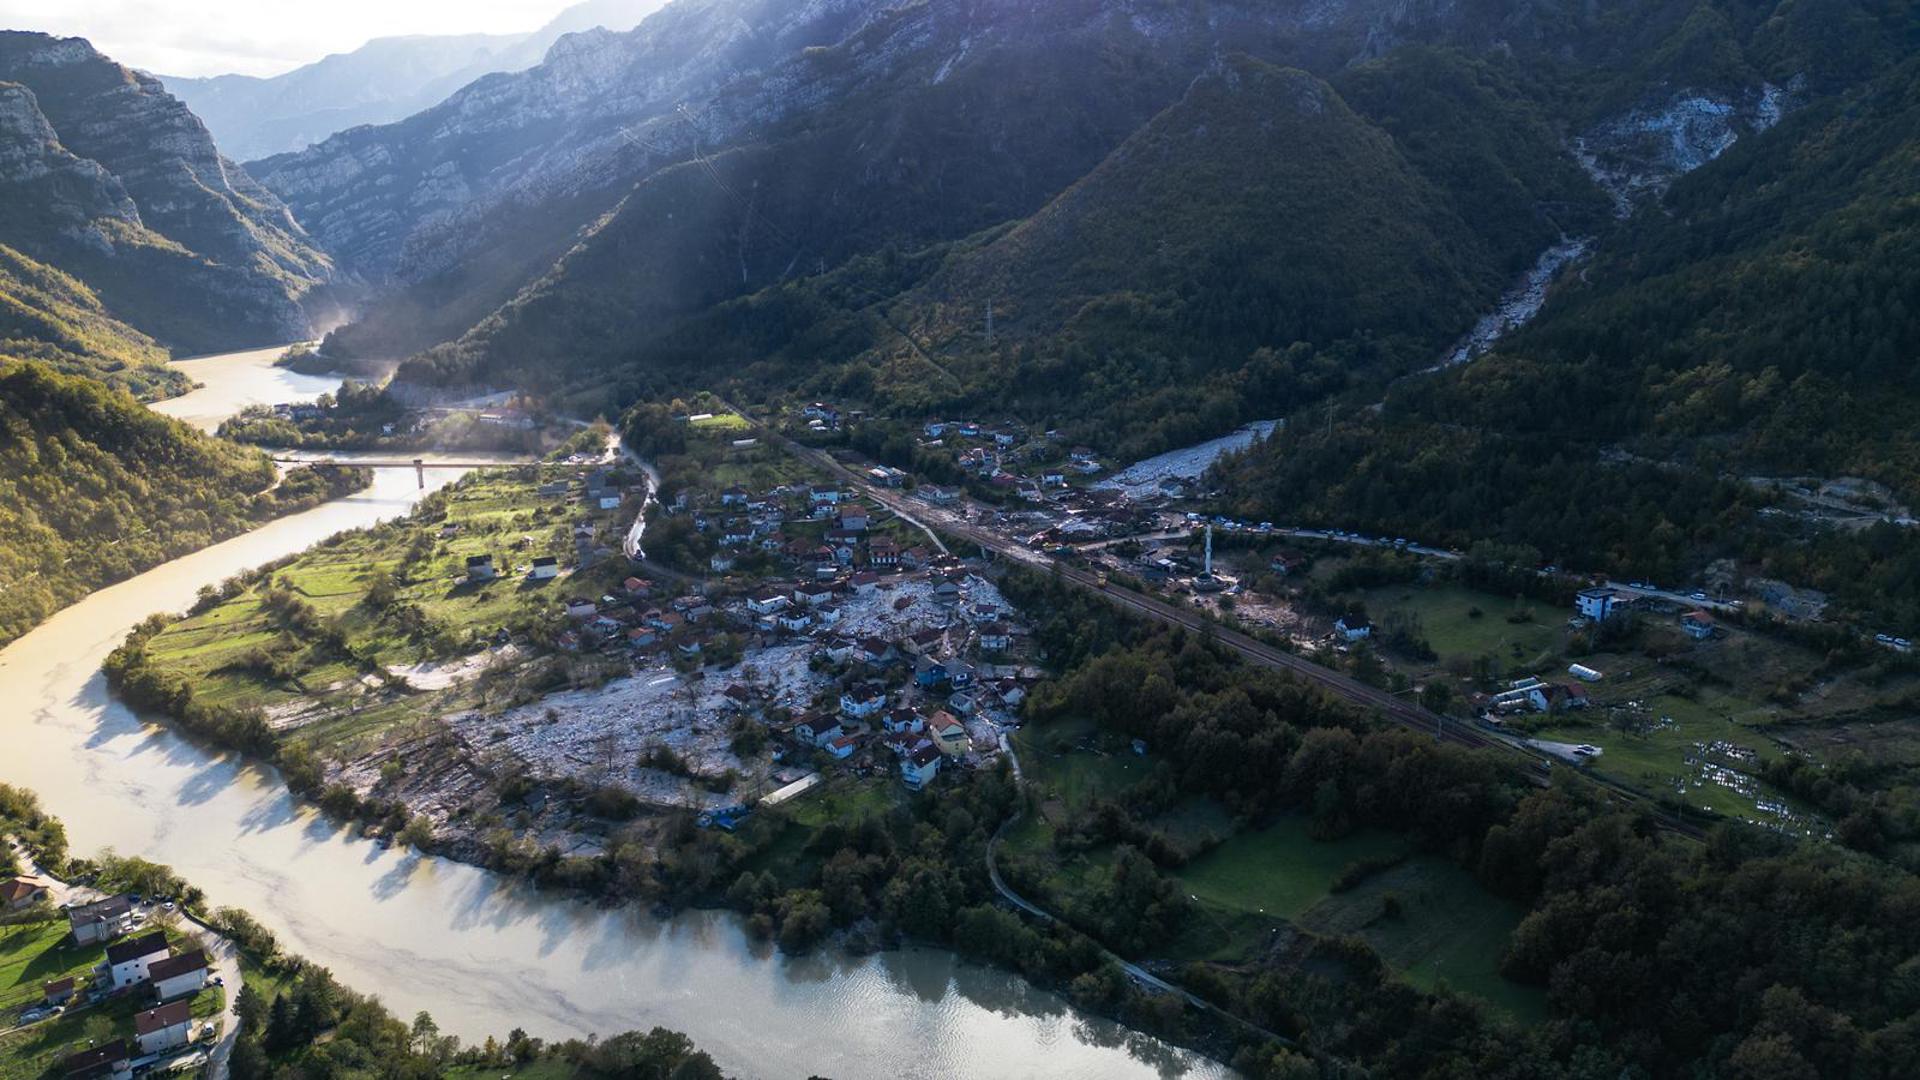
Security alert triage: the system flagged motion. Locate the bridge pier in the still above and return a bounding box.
[414,458,424,489]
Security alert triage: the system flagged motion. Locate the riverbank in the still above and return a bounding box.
[2,795,730,1080]
[0,345,1225,1077]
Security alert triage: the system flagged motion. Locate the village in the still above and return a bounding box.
[0,869,225,1079]
[756,399,1920,840]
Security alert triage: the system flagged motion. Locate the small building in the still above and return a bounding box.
[133,999,193,1055]
[795,583,835,607]
[148,949,209,1001]
[67,896,132,945]
[1681,610,1715,640]
[930,711,969,756]
[1567,663,1603,682]
[883,708,925,734]
[623,576,654,598]
[61,1039,131,1080]
[564,597,598,619]
[747,589,790,616]
[840,684,888,719]
[901,743,942,789]
[464,554,497,583]
[825,734,858,760]
[915,655,950,688]
[106,931,170,989]
[1576,588,1619,622]
[1269,550,1308,576]
[868,536,901,567]
[839,508,871,532]
[43,976,76,1006]
[529,555,560,580]
[1334,615,1371,642]
[0,875,51,910]
[978,622,1012,653]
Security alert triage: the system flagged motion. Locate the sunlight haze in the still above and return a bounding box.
[0,0,579,76]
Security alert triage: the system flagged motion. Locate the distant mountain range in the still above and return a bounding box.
[158,0,669,162]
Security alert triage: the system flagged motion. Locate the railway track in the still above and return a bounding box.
[762,412,1711,838]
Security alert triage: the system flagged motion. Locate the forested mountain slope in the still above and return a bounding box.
[0,362,362,648]
[333,0,1890,459]
[1220,43,1920,627]
[295,0,1721,377]
[0,243,182,399]
[0,32,333,356]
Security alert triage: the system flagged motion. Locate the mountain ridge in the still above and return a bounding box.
[0,31,334,356]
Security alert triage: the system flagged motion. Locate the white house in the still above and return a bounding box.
[825,735,858,760]
[106,931,169,989]
[529,556,560,580]
[901,743,942,789]
[1681,610,1715,639]
[840,685,888,719]
[1576,588,1619,622]
[148,950,209,1001]
[978,622,1013,652]
[68,896,132,945]
[1334,615,1372,642]
[464,554,496,583]
[133,1000,193,1055]
[747,589,790,616]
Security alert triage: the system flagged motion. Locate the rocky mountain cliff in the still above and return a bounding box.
[160,0,669,161]
[0,31,333,356]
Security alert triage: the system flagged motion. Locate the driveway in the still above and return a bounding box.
[4,837,245,1080]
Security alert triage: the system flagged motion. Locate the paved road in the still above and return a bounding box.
[3,838,245,1077]
[984,819,1292,1045]
[754,415,1714,836]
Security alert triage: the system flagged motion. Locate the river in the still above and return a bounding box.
[0,347,1228,1079]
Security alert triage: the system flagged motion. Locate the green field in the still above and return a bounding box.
[1013,715,1151,815]
[1361,584,1563,671]
[445,1062,576,1080]
[0,918,222,1080]
[1530,690,1801,821]
[0,917,95,1015]
[688,411,752,432]
[1178,817,1409,920]
[141,463,640,754]
[1298,856,1545,1021]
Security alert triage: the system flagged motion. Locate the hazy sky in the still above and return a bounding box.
[0,1,579,78]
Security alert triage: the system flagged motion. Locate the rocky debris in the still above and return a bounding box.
[1437,237,1592,369]
[1574,82,1796,215]
[1098,421,1281,499]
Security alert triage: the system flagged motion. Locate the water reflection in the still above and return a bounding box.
[0,348,1234,1079]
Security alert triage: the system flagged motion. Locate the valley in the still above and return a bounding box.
[3,0,1919,1076]
[0,346,1227,1078]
